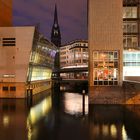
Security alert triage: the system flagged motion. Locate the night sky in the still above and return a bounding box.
[13,0,88,45]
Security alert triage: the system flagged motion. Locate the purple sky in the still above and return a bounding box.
[13,0,87,44]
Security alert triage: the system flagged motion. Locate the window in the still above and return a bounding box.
[123,22,138,33]
[10,86,16,91]
[123,7,137,18]
[2,38,16,47]
[3,87,8,91]
[93,51,119,86]
[123,35,138,48]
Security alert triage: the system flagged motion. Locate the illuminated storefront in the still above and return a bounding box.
[93,51,119,85]
[123,51,140,78]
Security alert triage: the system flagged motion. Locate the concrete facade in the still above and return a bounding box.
[0,27,34,98]
[88,0,123,87]
[0,27,57,98]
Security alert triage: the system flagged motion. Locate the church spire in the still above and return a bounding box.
[51,4,61,47]
[54,4,58,24]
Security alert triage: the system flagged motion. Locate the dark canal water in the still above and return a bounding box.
[0,88,140,140]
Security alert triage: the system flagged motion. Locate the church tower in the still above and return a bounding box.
[51,5,61,47]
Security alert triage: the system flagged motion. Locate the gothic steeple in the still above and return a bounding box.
[51,4,61,47]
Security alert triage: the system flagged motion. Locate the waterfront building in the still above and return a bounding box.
[0,26,57,98]
[123,50,140,82]
[88,0,123,86]
[60,40,88,79]
[123,0,140,50]
[123,0,140,81]
[0,0,12,26]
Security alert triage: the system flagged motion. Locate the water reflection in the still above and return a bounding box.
[1,90,140,140]
[89,105,140,140]
[63,92,88,116]
[0,99,27,140]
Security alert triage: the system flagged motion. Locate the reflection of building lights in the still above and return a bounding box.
[93,125,99,135]
[28,96,52,125]
[27,120,32,140]
[64,92,88,115]
[102,125,109,136]
[3,115,10,127]
[110,124,117,138]
[122,125,127,140]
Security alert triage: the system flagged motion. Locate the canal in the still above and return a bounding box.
[0,88,140,140]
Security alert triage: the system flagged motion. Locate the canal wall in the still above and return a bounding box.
[89,81,140,104]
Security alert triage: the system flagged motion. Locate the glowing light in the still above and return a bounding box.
[27,95,52,125]
[3,115,10,127]
[102,125,109,136]
[114,69,117,78]
[64,92,88,115]
[110,124,117,138]
[123,67,140,76]
[122,125,127,140]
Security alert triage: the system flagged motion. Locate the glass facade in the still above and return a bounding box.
[123,4,139,50]
[123,51,140,76]
[123,52,140,66]
[28,36,57,82]
[93,51,119,85]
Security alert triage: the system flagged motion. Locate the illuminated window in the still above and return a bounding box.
[123,7,137,18]
[30,67,52,81]
[93,51,119,86]
[123,22,138,33]
[123,35,138,48]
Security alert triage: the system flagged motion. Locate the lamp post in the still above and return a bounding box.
[26,81,33,107]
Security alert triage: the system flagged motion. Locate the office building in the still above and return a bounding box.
[0,26,57,98]
[88,0,123,86]
[60,40,88,79]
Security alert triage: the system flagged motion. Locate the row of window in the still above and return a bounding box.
[2,38,16,47]
[94,81,118,86]
[2,86,16,91]
[124,53,140,63]
[124,62,140,66]
[93,51,118,60]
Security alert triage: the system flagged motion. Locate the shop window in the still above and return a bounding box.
[93,51,119,86]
